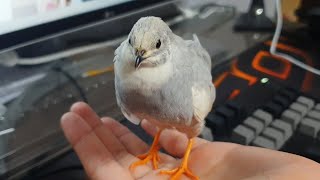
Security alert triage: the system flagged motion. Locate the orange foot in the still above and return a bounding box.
[130,130,162,170]
[159,138,199,180]
[160,166,199,180]
[130,144,160,170]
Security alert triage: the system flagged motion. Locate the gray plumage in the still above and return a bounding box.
[113,16,215,138]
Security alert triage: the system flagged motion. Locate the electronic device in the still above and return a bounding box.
[295,0,320,39]
[233,0,274,31]
[0,0,177,57]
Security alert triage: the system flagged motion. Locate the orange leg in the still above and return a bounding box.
[129,129,162,171]
[160,138,199,180]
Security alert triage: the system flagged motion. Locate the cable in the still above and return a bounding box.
[52,66,88,103]
[271,0,320,76]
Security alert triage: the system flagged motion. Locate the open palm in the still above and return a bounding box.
[61,102,320,180]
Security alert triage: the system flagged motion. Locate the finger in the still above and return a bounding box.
[71,103,129,160]
[141,119,208,146]
[140,119,158,136]
[61,112,132,180]
[101,118,175,163]
[101,117,149,155]
[70,102,101,129]
[93,121,154,176]
[141,119,208,157]
[70,103,153,175]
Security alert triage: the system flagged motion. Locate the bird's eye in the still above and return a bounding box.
[156,39,161,49]
[128,38,131,45]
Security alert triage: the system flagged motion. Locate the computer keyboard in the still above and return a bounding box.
[232,94,319,149]
[206,83,320,161]
[205,30,320,163]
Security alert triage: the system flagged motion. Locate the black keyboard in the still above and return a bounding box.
[206,85,320,162]
[205,32,320,163]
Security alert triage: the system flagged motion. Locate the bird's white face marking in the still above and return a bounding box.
[131,59,173,88]
[114,16,174,90]
[128,16,172,69]
[116,50,174,91]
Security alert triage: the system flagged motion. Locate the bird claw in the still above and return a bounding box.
[130,130,162,171]
[160,166,199,180]
[159,138,198,180]
[130,145,161,171]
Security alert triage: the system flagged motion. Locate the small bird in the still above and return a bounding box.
[113,16,215,180]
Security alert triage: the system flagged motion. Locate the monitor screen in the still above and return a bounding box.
[0,0,170,53]
[0,0,132,36]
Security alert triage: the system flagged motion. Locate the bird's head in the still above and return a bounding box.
[127,16,172,69]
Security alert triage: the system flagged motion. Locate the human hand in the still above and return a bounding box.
[61,102,320,180]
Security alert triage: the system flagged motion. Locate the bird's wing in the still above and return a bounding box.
[185,34,212,69]
[190,53,215,123]
[113,40,126,63]
[184,35,216,123]
[114,79,142,125]
[192,34,201,46]
[192,82,215,123]
[172,35,215,124]
[120,107,141,125]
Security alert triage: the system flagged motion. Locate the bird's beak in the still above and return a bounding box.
[135,55,144,69]
[135,49,146,69]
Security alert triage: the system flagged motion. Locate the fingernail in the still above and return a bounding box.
[101,117,114,123]
[70,101,87,111]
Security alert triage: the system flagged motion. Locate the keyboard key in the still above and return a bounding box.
[281,109,302,130]
[252,136,276,150]
[262,127,285,149]
[252,109,273,127]
[307,110,320,122]
[226,101,242,115]
[201,126,214,141]
[215,106,237,129]
[243,117,264,135]
[299,118,320,138]
[270,119,293,141]
[289,102,308,117]
[263,102,283,117]
[296,96,315,110]
[279,88,298,102]
[273,95,291,109]
[206,113,227,137]
[226,101,247,123]
[231,125,255,145]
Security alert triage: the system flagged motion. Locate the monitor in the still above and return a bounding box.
[0,0,172,54]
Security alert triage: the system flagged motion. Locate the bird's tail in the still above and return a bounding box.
[192,34,201,46]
